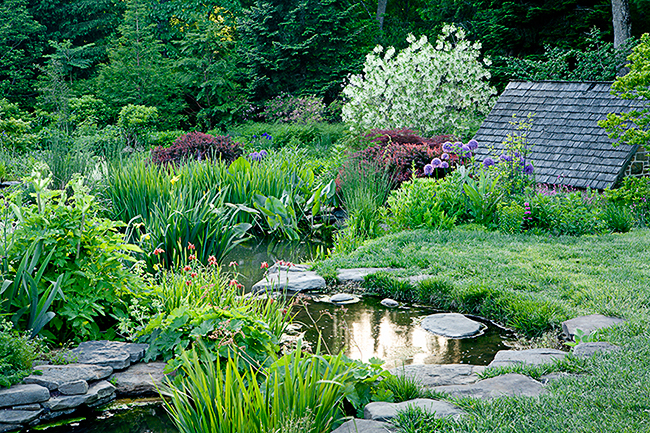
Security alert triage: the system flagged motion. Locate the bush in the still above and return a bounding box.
[528,188,606,236]
[260,94,326,124]
[226,122,348,151]
[151,131,243,165]
[0,321,43,388]
[118,104,159,149]
[342,25,495,138]
[605,176,650,226]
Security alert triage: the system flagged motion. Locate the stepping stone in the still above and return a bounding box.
[109,362,169,396]
[329,293,360,304]
[331,419,394,433]
[561,315,625,339]
[337,268,399,283]
[380,298,398,308]
[252,265,325,293]
[389,364,486,387]
[24,364,113,391]
[433,373,544,400]
[0,409,43,424]
[267,263,310,274]
[488,349,567,368]
[68,341,149,370]
[421,313,485,338]
[0,385,50,409]
[573,342,620,358]
[364,399,464,422]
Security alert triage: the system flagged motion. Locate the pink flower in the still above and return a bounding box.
[261,262,269,269]
[183,265,191,272]
[229,261,238,267]
[188,254,196,261]
[153,248,165,256]
[187,243,196,250]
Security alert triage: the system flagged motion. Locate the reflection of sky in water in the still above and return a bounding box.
[294,297,512,369]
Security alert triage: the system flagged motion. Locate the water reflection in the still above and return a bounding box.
[294,297,512,369]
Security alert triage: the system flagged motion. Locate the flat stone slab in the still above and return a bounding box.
[252,271,325,293]
[488,349,568,368]
[0,385,50,409]
[329,293,359,304]
[561,315,625,339]
[42,380,115,411]
[267,263,310,274]
[364,399,464,422]
[433,373,544,400]
[0,423,21,433]
[0,409,43,424]
[24,364,112,391]
[331,419,394,433]
[573,342,620,358]
[380,298,398,308]
[421,313,485,338]
[389,364,486,387]
[109,362,168,396]
[67,341,148,370]
[59,380,88,396]
[337,268,399,283]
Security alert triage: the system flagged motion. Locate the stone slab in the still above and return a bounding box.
[389,364,486,387]
[561,315,625,339]
[109,362,168,396]
[40,408,76,422]
[59,380,88,396]
[573,342,620,358]
[330,293,356,303]
[25,364,113,391]
[0,409,43,424]
[488,349,568,368]
[0,385,50,409]
[364,399,464,422]
[0,423,21,433]
[331,419,394,433]
[421,313,485,338]
[267,263,310,274]
[68,341,149,370]
[433,373,544,400]
[42,380,115,411]
[252,271,325,293]
[337,268,398,283]
[87,392,116,408]
[11,405,40,411]
[380,299,398,308]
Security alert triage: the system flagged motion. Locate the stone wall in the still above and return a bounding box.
[624,146,650,178]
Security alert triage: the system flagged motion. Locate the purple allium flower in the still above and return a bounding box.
[483,157,495,168]
[431,158,442,168]
[423,164,434,176]
[253,135,257,139]
[500,154,513,162]
[453,142,463,150]
[524,163,534,174]
[260,149,268,158]
[467,139,478,150]
[441,153,449,160]
[442,142,453,152]
[249,152,262,162]
[462,144,471,152]
[441,161,449,168]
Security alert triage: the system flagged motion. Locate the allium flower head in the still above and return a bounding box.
[524,163,535,175]
[249,152,262,162]
[467,139,479,150]
[462,144,471,152]
[441,153,449,160]
[500,154,513,162]
[423,164,434,176]
[431,158,442,168]
[483,157,495,168]
[260,149,268,158]
[441,161,449,168]
[442,142,453,152]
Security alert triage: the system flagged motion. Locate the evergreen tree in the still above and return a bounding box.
[96,0,184,128]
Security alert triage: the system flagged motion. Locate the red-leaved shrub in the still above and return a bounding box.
[151,132,243,165]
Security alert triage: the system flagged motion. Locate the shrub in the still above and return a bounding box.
[151,131,243,165]
[261,94,326,124]
[528,187,606,236]
[118,104,159,149]
[0,321,43,388]
[342,25,495,138]
[605,176,650,226]
[497,202,526,234]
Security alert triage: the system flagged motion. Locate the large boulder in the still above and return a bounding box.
[421,313,485,338]
[433,373,544,400]
[561,315,625,339]
[109,362,169,396]
[364,399,464,422]
[389,364,485,387]
[488,349,567,368]
[252,269,325,293]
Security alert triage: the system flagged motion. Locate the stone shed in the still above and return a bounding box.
[473,81,649,190]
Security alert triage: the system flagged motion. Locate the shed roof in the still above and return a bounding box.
[473,81,646,190]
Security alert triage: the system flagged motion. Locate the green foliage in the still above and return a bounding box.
[161,343,351,433]
[599,33,650,152]
[261,94,326,124]
[334,356,393,417]
[383,372,424,403]
[603,203,635,233]
[0,321,43,388]
[605,176,650,225]
[461,169,503,226]
[117,104,159,148]
[496,202,525,234]
[0,99,39,152]
[527,188,606,236]
[383,177,457,232]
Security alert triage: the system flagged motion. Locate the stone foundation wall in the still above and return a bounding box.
[625,146,650,178]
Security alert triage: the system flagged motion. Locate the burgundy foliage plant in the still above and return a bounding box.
[151,132,243,165]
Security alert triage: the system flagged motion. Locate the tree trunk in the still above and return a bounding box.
[612,0,631,48]
[377,0,388,32]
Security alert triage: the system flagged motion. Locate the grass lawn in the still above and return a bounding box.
[315,227,650,432]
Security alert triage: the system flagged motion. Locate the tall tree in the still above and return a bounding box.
[612,0,632,48]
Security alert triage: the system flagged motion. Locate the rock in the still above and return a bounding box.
[0,385,50,409]
[42,380,115,411]
[67,341,149,370]
[24,364,113,391]
[330,293,356,303]
[87,392,116,408]
[267,263,310,274]
[539,372,576,385]
[421,313,485,338]
[252,271,325,293]
[11,405,40,411]
[561,315,625,340]
[488,349,567,368]
[433,374,544,399]
[0,409,43,424]
[0,423,21,433]
[58,380,88,396]
[389,364,486,387]
[331,419,394,433]
[380,299,399,308]
[40,408,76,422]
[364,399,464,422]
[573,342,620,358]
[109,362,168,396]
[336,268,398,283]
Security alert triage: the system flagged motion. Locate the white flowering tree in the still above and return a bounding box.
[341,25,496,138]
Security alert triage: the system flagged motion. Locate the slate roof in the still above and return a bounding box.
[473,81,647,190]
